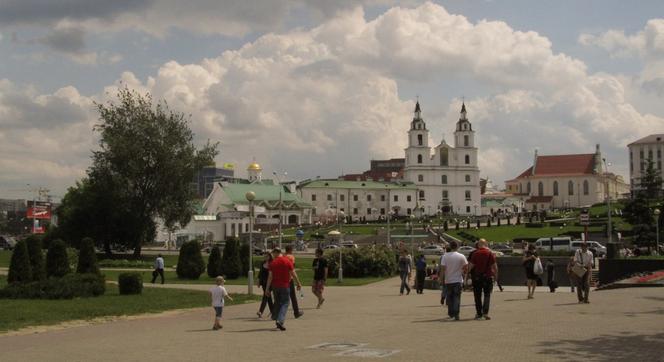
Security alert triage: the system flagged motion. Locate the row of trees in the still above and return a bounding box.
[624,159,663,252]
[176,238,251,280]
[51,88,218,256]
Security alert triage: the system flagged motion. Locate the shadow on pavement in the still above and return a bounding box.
[553,302,582,306]
[624,309,664,317]
[185,329,217,333]
[537,332,664,361]
[229,328,279,333]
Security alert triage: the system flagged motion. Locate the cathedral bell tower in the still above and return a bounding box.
[454,102,474,148]
[405,101,430,168]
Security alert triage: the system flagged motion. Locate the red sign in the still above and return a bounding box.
[27,201,52,220]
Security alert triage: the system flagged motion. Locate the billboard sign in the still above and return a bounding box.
[27,201,52,220]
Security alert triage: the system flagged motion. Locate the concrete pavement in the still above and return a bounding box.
[1,277,663,361]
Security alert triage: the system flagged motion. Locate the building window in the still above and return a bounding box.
[465,154,470,164]
[340,208,345,213]
[465,190,471,200]
[417,154,423,164]
[407,208,412,215]
[353,208,358,215]
[417,134,423,146]
[465,174,471,182]
[466,206,471,213]
[441,175,447,184]
[583,180,589,195]
[380,195,385,201]
[353,194,358,201]
[658,161,662,170]
[380,208,385,215]
[568,181,574,195]
[538,182,544,196]
[553,181,559,196]
[640,149,644,159]
[658,149,662,158]
[418,174,424,182]
[407,195,412,202]
[367,208,372,215]
[464,135,469,147]
[312,208,317,215]
[394,195,398,202]
[648,150,653,159]
[442,190,448,200]
[527,182,531,194]
[327,194,332,201]
[419,190,425,200]
[440,148,448,166]
[367,194,372,201]
[312,194,317,201]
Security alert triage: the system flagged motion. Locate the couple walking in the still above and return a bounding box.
[439,239,497,321]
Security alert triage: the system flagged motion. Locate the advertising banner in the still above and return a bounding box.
[27,201,52,220]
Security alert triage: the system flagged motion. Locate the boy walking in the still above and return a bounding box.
[209,276,233,330]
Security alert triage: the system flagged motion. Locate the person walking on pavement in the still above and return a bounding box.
[415,254,427,294]
[256,252,274,318]
[398,249,412,295]
[546,259,557,292]
[151,254,165,284]
[311,248,328,308]
[209,276,233,330]
[574,243,594,304]
[439,241,468,321]
[522,244,539,299]
[284,245,303,318]
[468,239,497,320]
[265,248,302,331]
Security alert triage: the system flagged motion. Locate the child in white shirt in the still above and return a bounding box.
[209,276,233,330]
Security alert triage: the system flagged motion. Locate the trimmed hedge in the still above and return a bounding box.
[239,242,250,276]
[207,246,223,278]
[77,237,100,274]
[220,238,241,279]
[325,245,396,278]
[0,273,106,299]
[26,235,46,281]
[176,240,205,279]
[118,273,143,295]
[7,240,32,284]
[46,239,71,278]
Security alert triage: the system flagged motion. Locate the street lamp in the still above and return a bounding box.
[338,210,345,283]
[409,214,415,257]
[245,191,256,295]
[655,209,661,256]
[603,159,613,244]
[387,209,394,246]
[272,171,287,250]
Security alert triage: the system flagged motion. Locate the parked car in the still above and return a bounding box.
[0,235,16,250]
[534,237,573,251]
[571,241,607,257]
[458,245,475,257]
[490,243,513,254]
[339,241,358,249]
[418,244,445,255]
[323,244,340,250]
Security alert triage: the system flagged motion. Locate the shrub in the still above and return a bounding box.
[207,246,223,278]
[25,235,46,281]
[220,238,241,279]
[476,220,480,228]
[0,273,105,299]
[176,240,205,279]
[443,220,448,231]
[118,273,143,295]
[516,214,521,225]
[325,245,396,278]
[77,237,100,274]
[7,240,32,284]
[239,242,250,276]
[46,239,71,278]
[98,259,152,268]
[525,223,544,228]
[487,219,491,227]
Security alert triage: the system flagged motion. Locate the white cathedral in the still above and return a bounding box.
[403,102,481,216]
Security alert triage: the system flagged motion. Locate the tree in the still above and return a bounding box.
[25,235,46,281]
[443,220,448,231]
[47,239,71,278]
[207,246,223,278]
[641,158,663,201]
[77,237,100,274]
[239,242,251,276]
[176,240,205,279]
[624,193,656,251]
[90,88,218,256]
[221,238,242,279]
[7,240,32,284]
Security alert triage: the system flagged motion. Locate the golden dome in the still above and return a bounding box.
[247,162,262,171]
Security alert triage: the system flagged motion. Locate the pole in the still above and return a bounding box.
[604,159,613,244]
[338,245,343,283]
[656,210,661,256]
[247,199,254,295]
[278,187,282,250]
[386,188,391,246]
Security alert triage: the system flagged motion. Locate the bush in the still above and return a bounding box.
[239,242,250,276]
[77,237,100,274]
[7,240,32,284]
[516,214,521,225]
[325,245,396,278]
[207,246,223,278]
[220,238,241,279]
[46,239,71,278]
[525,223,544,228]
[118,273,143,295]
[176,240,205,279]
[443,220,448,231]
[0,273,105,299]
[25,235,46,281]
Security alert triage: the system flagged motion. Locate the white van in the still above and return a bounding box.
[571,241,607,257]
[534,237,573,251]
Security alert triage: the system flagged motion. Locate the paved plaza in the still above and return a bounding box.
[1,278,663,361]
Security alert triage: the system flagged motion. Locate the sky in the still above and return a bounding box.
[1,0,663,201]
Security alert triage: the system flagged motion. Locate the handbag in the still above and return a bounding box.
[572,251,588,278]
[533,257,544,275]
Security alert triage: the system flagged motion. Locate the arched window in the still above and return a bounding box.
[465,174,471,182]
[465,190,471,200]
[417,154,423,164]
[465,154,470,164]
[553,181,559,196]
[441,175,447,184]
[418,174,424,182]
[583,180,589,195]
[527,182,531,194]
[538,182,544,196]
[417,134,423,146]
[440,148,449,166]
[419,190,425,200]
[464,135,469,147]
[568,181,574,195]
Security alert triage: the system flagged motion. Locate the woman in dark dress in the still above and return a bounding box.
[256,252,274,318]
[522,243,539,299]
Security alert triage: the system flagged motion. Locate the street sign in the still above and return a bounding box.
[579,213,590,226]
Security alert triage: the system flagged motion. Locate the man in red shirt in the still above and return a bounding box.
[468,239,498,320]
[265,248,302,331]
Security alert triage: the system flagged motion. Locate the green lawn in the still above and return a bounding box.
[0,250,11,268]
[0,282,259,333]
[446,224,605,244]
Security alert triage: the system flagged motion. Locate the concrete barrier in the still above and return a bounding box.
[598,258,664,285]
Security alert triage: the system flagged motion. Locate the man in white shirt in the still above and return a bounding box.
[151,254,165,284]
[439,241,468,320]
[574,243,594,304]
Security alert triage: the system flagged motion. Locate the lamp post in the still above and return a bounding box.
[655,209,661,256]
[273,171,287,250]
[603,159,613,244]
[338,210,345,283]
[245,191,256,295]
[474,204,478,217]
[387,209,394,246]
[409,214,415,257]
